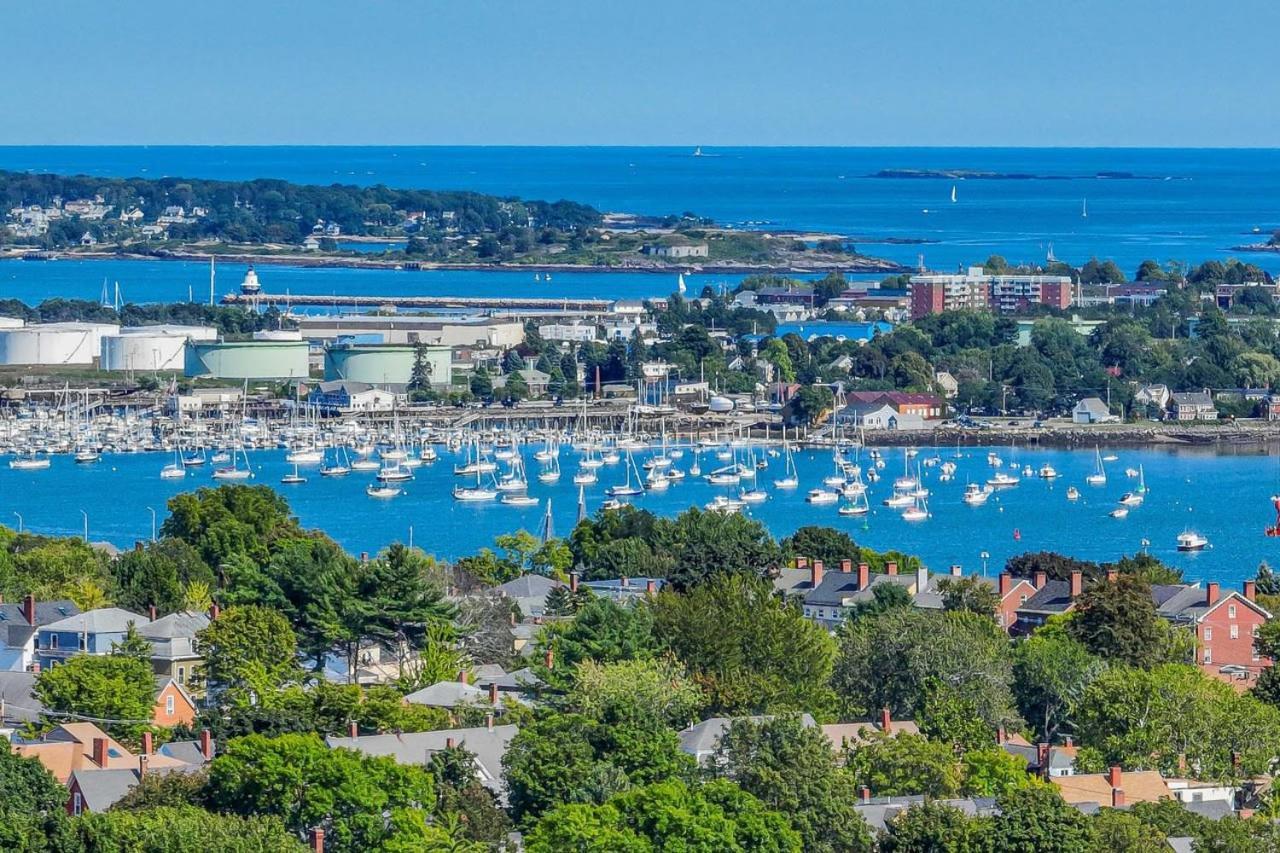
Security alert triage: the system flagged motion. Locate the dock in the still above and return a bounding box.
[222,292,615,312]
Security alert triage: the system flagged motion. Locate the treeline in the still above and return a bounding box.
[0,169,601,245]
[0,298,290,337]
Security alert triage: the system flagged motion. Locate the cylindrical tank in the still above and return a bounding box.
[0,316,24,329]
[252,329,304,341]
[324,344,415,385]
[184,340,310,379]
[101,325,218,371]
[0,322,120,365]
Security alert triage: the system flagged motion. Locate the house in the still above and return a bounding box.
[1134,384,1172,411]
[821,709,921,752]
[0,596,80,671]
[1267,394,1280,422]
[835,401,922,431]
[998,730,1077,777]
[153,676,198,728]
[402,672,526,712]
[36,608,149,670]
[495,574,564,618]
[776,559,919,629]
[79,231,97,247]
[309,380,401,415]
[1072,397,1117,424]
[14,723,192,785]
[302,235,321,251]
[1052,766,1173,808]
[139,610,208,690]
[1170,392,1218,421]
[327,722,518,801]
[640,242,709,259]
[492,368,551,396]
[578,575,663,602]
[63,730,210,815]
[843,391,945,420]
[934,371,959,398]
[678,714,818,765]
[913,568,1037,633]
[855,797,999,835]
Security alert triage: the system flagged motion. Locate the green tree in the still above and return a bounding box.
[654,575,837,716]
[469,366,493,398]
[760,338,797,382]
[110,537,215,616]
[539,597,659,674]
[195,605,302,699]
[1065,574,1164,668]
[111,621,154,663]
[74,805,304,852]
[960,748,1032,798]
[1012,626,1103,742]
[161,484,303,568]
[988,785,1092,853]
[565,657,705,729]
[789,385,834,426]
[881,800,987,853]
[408,341,433,391]
[0,739,72,853]
[937,576,1001,616]
[1090,808,1167,853]
[34,654,154,741]
[846,732,962,798]
[663,509,781,590]
[709,715,872,853]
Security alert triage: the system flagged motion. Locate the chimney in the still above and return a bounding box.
[1232,751,1241,774]
[810,560,824,588]
[1111,787,1125,808]
[1064,735,1073,748]
[999,572,1012,597]
[1033,571,1047,589]
[949,564,962,577]
[1037,743,1050,777]
[879,707,892,734]
[569,572,579,592]
[886,561,898,576]
[199,729,214,760]
[544,648,554,670]
[796,557,808,570]
[1245,580,1257,602]
[30,661,40,675]
[621,576,629,589]
[916,566,929,593]
[488,682,499,705]
[486,712,495,731]
[309,828,325,853]
[92,737,108,768]
[141,731,153,755]
[857,562,870,590]
[138,753,149,777]
[1105,569,1118,583]
[646,579,657,595]
[457,670,469,685]
[22,594,35,626]
[148,604,157,621]
[209,603,220,620]
[446,737,456,749]
[859,786,871,804]
[1206,582,1219,606]
[1177,753,1187,774]
[840,559,852,574]
[360,552,369,564]
[996,725,1007,745]
[348,721,358,739]
[1070,570,1083,598]
[1108,766,1122,789]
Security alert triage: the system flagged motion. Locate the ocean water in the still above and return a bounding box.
[1,146,1277,277]
[2,443,1277,586]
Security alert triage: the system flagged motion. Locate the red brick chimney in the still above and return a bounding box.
[996,725,1007,745]
[138,753,149,777]
[1206,582,1220,606]
[22,594,35,626]
[348,721,358,739]
[209,603,220,620]
[486,712,495,731]
[886,561,898,576]
[859,785,870,803]
[1111,787,1125,808]
[998,573,1012,597]
[949,565,962,577]
[92,737,108,768]
[457,670,469,685]
[879,707,892,733]
[1245,580,1257,602]
[796,557,808,570]
[30,661,40,675]
[445,737,456,749]
[646,579,656,595]
[1108,766,1122,788]
[1033,571,1047,589]
[810,560,824,588]
[308,828,325,853]
[544,648,554,670]
[1105,569,1118,583]
[569,572,579,592]
[199,729,214,760]
[1070,570,1083,599]
[857,562,870,590]
[620,576,629,589]
[840,559,852,574]
[141,731,153,755]
[148,604,157,621]
[1037,743,1050,777]
[489,682,499,705]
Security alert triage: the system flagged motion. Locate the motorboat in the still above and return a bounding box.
[987,472,1019,487]
[1066,486,1080,501]
[572,469,598,485]
[500,494,539,507]
[367,484,402,499]
[1176,531,1209,551]
[1038,464,1058,479]
[705,495,745,514]
[963,483,991,506]
[1118,492,1144,507]
[1109,507,1129,518]
[9,455,50,470]
[74,449,101,464]
[806,488,840,505]
[601,499,625,511]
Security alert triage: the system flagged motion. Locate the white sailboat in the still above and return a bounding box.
[950,184,957,203]
[1086,447,1107,486]
[773,442,799,489]
[607,452,645,497]
[677,273,687,295]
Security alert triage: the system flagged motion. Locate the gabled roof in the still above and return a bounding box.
[138,611,208,640]
[1171,392,1214,407]
[326,724,518,799]
[0,600,79,629]
[69,768,140,812]
[1017,580,1075,615]
[1052,770,1172,805]
[42,607,147,635]
[0,672,42,723]
[803,572,915,609]
[495,574,563,599]
[403,680,492,709]
[678,714,817,757]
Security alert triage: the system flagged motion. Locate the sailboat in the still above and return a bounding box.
[902,493,930,522]
[773,442,799,489]
[453,467,497,501]
[280,463,307,485]
[1081,198,1088,219]
[212,442,252,480]
[950,184,957,203]
[160,446,186,479]
[1086,446,1107,486]
[838,487,870,516]
[677,273,687,295]
[606,452,645,497]
[320,446,352,477]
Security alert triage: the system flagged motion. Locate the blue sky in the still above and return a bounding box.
[3,0,1276,146]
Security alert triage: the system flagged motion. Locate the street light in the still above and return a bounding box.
[80,510,88,542]
[147,507,157,543]
[980,551,990,577]
[12,512,22,533]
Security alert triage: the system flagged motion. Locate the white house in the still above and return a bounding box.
[1072,397,1117,424]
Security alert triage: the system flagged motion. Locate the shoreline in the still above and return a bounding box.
[851,421,1280,450]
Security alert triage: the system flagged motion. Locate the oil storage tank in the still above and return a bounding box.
[0,322,120,366]
[185,339,310,380]
[101,325,218,371]
[324,342,451,387]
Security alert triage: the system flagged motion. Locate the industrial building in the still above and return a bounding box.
[0,322,119,366]
[184,339,310,380]
[295,314,524,348]
[100,325,218,371]
[323,342,451,387]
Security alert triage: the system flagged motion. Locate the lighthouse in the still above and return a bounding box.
[240,266,262,295]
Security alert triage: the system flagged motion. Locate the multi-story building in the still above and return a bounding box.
[909,266,1072,320]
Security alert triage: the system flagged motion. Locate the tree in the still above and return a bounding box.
[203,733,435,853]
[654,575,837,716]
[34,654,154,741]
[161,484,303,568]
[469,366,493,398]
[408,341,433,391]
[504,369,530,401]
[1012,627,1103,743]
[358,544,456,675]
[524,779,802,853]
[110,537,215,616]
[709,715,873,853]
[937,576,1001,616]
[960,748,1032,798]
[663,509,781,590]
[918,680,995,752]
[195,605,302,699]
[760,338,797,382]
[987,786,1092,853]
[881,800,986,853]
[846,732,962,798]
[73,806,303,852]
[1065,574,1164,668]
[111,621,154,663]
[540,596,659,674]
[789,385,834,426]
[1090,809,1167,853]
[780,526,860,567]
[502,712,695,823]
[564,657,705,729]
[0,739,72,852]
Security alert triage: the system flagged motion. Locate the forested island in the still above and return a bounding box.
[0,170,906,272]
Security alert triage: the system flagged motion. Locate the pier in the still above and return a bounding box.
[222,292,616,312]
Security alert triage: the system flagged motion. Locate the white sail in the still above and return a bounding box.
[677,273,686,294]
[950,184,957,203]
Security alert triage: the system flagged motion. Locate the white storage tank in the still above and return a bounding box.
[253,329,304,341]
[0,322,120,366]
[0,316,24,329]
[101,325,218,371]
[708,395,736,413]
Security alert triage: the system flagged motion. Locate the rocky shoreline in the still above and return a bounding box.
[854,422,1280,450]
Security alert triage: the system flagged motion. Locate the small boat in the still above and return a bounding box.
[280,463,307,484]
[160,463,186,480]
[1102,454,1119,462]
[286,448,323,465]
[212,466,252,480]
[1118,492,1144,507]
[320,463,351,477]
[74,449,101,464]
[1109,507,1129,519]
[963,483,991,506]
[9,455,50,470]
[902,494,929,522]
[1022,465,1034,478]
[738,488,768,504]
[1066,486,1080,501]
[1038,464,1058,479]
[838,502,869,517]
[501,494,539,507]
[453,485,498,501]
[1176,531,1209,552]
[1086,447,1107,486]
[705,495,746,514]
[1125,468,1140,479]
[366,484,402,499]
[601,499,624,511]
[806,488,840,505]
[351,458,380,471]
[883,492,915,508]
[572,469,598,485]
[210,451,231,464]
[987,472,1019,487]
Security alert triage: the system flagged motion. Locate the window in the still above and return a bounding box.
[165,694,175,716]
[1203,648,1213,664]
[1229,604,1237,619]
[1205,627,1213,642]
[1254,625,1261,637]
[73,792,82,816]
[177,666,186,685]
[49,634,58,650]
[1019,594,1028,604]
[1231,625,1239,640]
[78,634,86,651]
